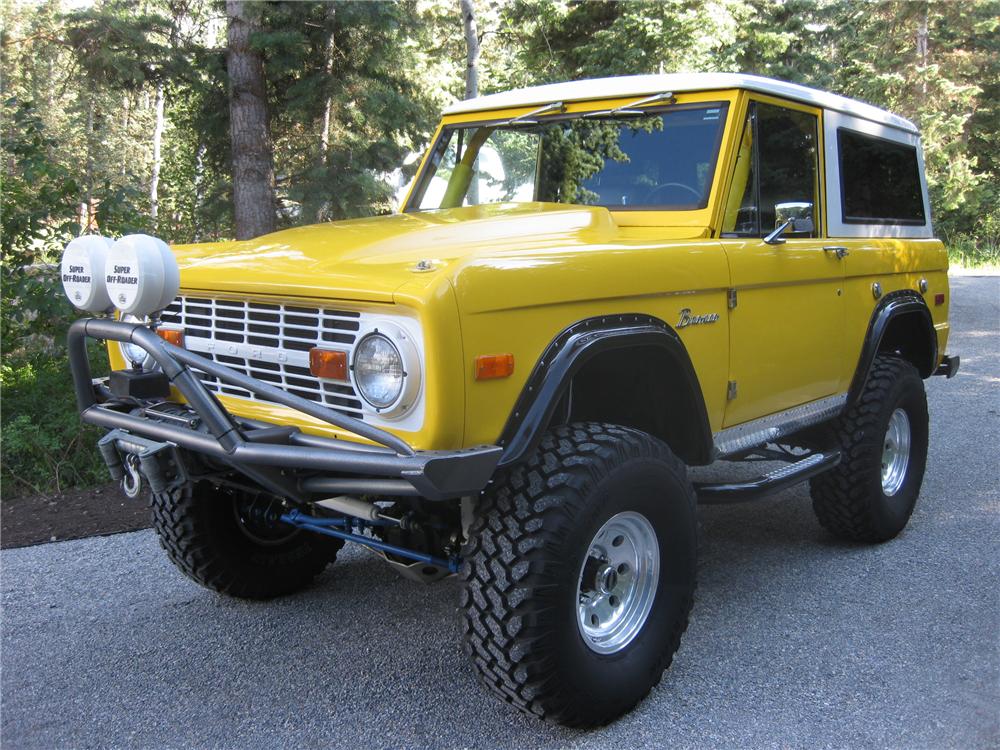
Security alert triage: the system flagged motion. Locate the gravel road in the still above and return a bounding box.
[2,275,997,750]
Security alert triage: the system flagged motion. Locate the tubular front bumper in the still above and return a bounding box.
[68,319,501,501]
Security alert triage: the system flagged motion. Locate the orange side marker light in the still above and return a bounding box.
[475,353,515,380]
[309,348,348,380]
[157,328,184,347]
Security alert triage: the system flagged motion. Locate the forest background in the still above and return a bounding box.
[2,0,997,497]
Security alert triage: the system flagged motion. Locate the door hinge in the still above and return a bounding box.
[727,380,738,400]
[727,289,738,309]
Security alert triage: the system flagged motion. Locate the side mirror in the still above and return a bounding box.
[764,201,815,244]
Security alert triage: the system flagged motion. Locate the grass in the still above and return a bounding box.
[946,234,1000,273]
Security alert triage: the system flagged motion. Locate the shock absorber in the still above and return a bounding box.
[314,495,401,524]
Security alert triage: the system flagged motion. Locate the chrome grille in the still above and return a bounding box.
[161,296,365,418]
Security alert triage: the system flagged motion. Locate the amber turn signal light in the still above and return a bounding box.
[157,328,184,347]
[475,353,514,380]
[309,347,348,380]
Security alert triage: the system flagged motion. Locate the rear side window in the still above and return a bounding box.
[838,129,925,225]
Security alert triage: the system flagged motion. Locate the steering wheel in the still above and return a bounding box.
[642,182,702,205]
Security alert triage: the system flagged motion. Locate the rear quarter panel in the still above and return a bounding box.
[840,238,949,387]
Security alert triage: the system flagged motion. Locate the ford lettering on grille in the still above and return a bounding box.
[161,296,365,418]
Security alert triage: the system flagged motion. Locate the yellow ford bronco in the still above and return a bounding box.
[62,73,958,726]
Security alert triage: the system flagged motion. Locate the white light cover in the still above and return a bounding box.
[105,234,180,315]
[60,235,114,312]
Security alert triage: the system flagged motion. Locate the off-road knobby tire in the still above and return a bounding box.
[459,422,697,727]
[810,355,929,543]
[150,482,341,599]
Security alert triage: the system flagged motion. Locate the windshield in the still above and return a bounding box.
[409,103,728,212]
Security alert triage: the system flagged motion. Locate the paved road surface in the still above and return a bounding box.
[3,276,997,749]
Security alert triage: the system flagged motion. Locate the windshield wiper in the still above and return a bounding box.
[495,100,566,127]
[582,91,676,118]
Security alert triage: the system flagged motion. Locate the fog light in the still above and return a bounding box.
[119,314,153,369]
[105,234,179,316]
[60,235,114,312]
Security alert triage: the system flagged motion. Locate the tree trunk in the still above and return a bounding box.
[226,0,276,240]
[150,81,165,224]
[193,142,206,241]
[82,95,95,233]
[916,3,929,96]
[316,3,336,222]
[460,0,480,205]
[460,0,480,100]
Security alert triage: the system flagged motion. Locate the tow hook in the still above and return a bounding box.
[98,429,184,498]
[121,454,143,498]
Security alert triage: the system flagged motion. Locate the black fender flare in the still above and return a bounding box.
[496,314,713,467]
[848,289,937,406]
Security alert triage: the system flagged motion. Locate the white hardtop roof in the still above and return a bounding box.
[443,72,919,134]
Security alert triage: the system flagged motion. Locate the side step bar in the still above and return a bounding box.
[934,354,960,378]
[695,450,841,505]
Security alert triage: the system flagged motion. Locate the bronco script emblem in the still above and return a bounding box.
[676,308,720,329]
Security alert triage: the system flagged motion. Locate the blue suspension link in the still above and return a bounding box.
[280,509,460,573]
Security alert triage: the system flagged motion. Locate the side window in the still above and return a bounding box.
[838,129,925,224]
[723,101,820,238]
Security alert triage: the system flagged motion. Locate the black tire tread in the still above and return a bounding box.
[150,483,335,599]
[459,422,696,727]
[810,355,925,542]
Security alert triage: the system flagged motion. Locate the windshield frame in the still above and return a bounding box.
[401,91,738,227]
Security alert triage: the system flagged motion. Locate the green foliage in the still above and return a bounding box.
[0,93,122,499]
[1,99,80,356]
[157,46,236,242]
[62,2,183,88]
[498,0,704,82]
[260,0,439,221]
[0,100,78,265]
[944,206,1000,268]
[1,350,110,497]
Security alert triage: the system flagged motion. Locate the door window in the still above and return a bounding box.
[723,101,820,237]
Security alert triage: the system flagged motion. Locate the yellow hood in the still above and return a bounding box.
[172,202,620,303]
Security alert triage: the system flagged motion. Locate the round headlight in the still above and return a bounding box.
[118,314,153,369]
[353,333,404,409]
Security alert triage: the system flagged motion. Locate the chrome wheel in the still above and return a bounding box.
[577,511,659,654]
[881,408,911,497]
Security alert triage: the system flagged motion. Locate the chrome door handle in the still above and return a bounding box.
[823,246,849,259]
